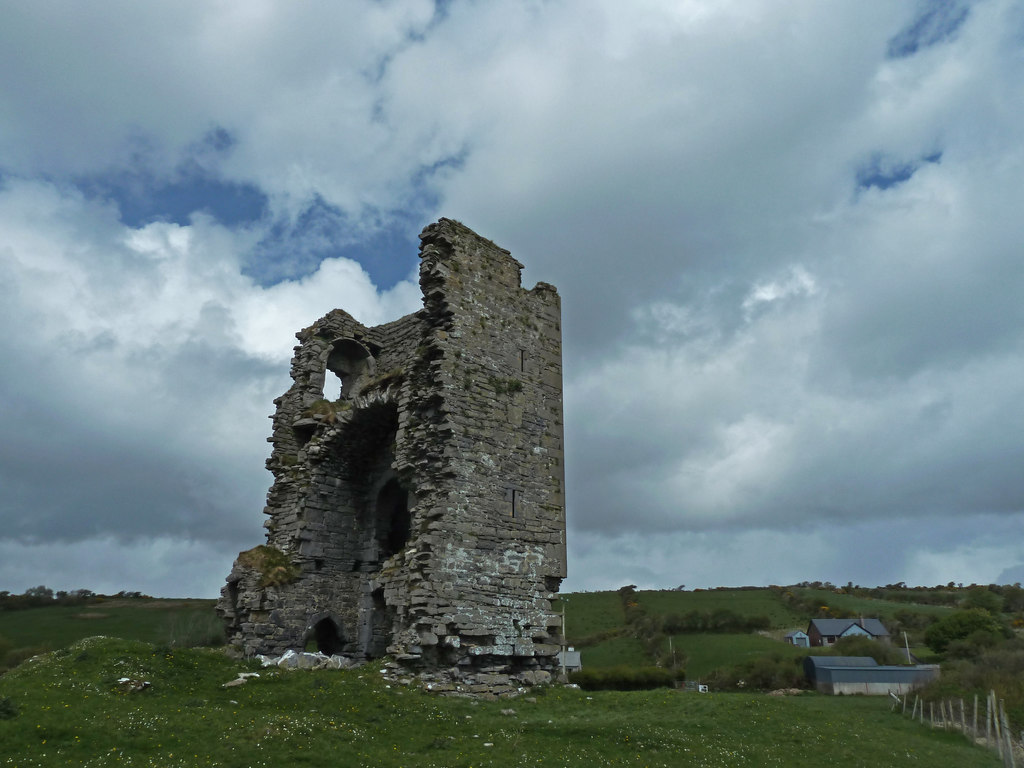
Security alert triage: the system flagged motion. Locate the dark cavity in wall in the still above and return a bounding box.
[312,617,345,656]
[376,478,411,558]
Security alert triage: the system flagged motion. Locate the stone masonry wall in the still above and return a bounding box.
[217,219,566,687]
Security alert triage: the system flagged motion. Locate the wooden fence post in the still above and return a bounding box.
[988,691,994,748]
[993,691,1004,762]
[1000,698,1014,768]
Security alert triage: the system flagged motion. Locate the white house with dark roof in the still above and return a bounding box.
[807,618,889,647]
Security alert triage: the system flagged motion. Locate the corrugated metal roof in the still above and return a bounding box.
[810,663,939,685]
[805,655,878,669]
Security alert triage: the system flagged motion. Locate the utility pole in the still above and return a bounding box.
[903,631,912,663]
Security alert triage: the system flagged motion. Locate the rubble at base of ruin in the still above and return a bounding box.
[217,219,567,690]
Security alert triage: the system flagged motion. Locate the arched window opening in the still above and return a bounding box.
[313,617,345,656]
[376,478,411,559]
[323,369,344,400]
[324,339,373,400]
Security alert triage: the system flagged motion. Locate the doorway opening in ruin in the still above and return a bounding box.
[367,587,393,658]
[324,339,373,400]
[376,478,411,559]
[312,617,345,656]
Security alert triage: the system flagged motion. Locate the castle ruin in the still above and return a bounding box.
[217,219,566,687]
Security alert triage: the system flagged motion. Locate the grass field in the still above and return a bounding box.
[572,636,648,669]
[0,599,221,654]
[0,588,955,689]
[671,633,808,680]
[0,636,1001,767]
[552,591,624,639]
[637,589,802,628]
[556,589,808,674]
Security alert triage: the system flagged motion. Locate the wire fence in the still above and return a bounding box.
[895,689,1020,767]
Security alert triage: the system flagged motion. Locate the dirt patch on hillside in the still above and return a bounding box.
[73,613,110,620]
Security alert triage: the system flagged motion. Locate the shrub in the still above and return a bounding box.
[961,586,1003,614]
[704,654,807,692]
[918,640,1024,727]
[924,609,1009,654]
[570,665,682,691]
[661,610,771,634]
[829,636,910,665]
[237,546,301,588]
[489,376,523,395]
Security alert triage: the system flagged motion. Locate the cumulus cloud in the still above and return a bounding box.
[0,177,418,592]
[2,0,1024,595]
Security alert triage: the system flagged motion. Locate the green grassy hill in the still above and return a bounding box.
[0,636,1000,767]
[0,598,220,672]
[556,586,964,678]
[0,586,1015,765]
[636,588,802,626]
[0,585,978,681]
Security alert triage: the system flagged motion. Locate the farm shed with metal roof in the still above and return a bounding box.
[803,655,939,695]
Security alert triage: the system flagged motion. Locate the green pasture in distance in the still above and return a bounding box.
[636,588,803,628]
[0,599,221,652]
[553,591,627,638]
[671,633,806,680]
[0,636,1000,768]
[576,635,649,669]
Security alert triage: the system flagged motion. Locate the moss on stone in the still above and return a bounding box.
[361,366,405,393]
[237,546,300,588]
[301,398,351,422]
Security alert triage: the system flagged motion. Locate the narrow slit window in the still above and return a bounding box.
[519,349,527,372]
[510,489,519,518]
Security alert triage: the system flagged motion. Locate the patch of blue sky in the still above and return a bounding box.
[887,0,970,59]
[245,196,421,290]
[855,151,942,191]
[78,170,268,229]
[76,127,269,228]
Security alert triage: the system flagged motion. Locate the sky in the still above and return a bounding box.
[2,0,1024,598]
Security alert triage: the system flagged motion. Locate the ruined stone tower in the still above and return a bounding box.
[217,219,566,685]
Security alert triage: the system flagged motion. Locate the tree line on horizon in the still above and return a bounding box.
[0,586,151,611]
